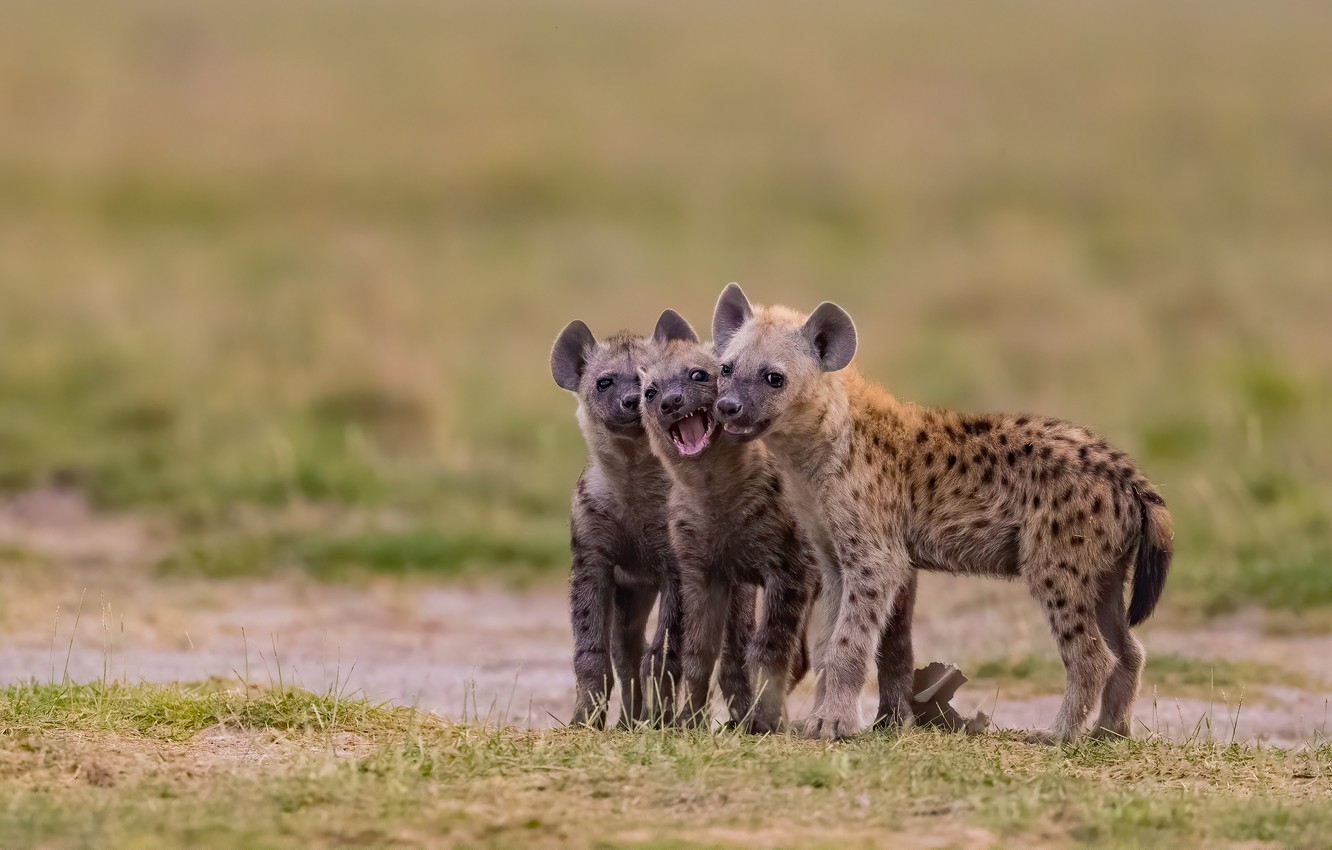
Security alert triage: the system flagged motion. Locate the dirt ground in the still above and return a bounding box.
[2,489,1329,746]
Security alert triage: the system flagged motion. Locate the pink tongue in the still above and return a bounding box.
[677,414,707,449]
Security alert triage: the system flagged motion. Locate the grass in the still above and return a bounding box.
[2,681,1332,848]
[0,0,1330,608]
[972,652,1316,700]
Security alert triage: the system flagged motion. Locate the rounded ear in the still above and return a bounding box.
[653,309,699,345]
[802,302,857,372]
[712,282,753,351]
[551,320,596,391]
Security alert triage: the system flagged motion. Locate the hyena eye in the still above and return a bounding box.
[765,372,785,388]
[596,377,614,392]
[689,369,709,382]
[644,387,657,401]
[720,363,733,376]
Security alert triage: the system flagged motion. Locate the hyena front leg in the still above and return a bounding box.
[641,574,685,726]
[568,532,617,728]
[717,585,756,726]
[746,573,814,734]
[873,570,917,730]
[677,569,732,728]
[610,582,656,727]
[798,541,907,741]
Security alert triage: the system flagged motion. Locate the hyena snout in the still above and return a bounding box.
[659,390,685,416]
[619,391,640,412]
[714,395,742,418]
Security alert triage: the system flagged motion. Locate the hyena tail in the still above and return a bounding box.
[1128,483,1174,626]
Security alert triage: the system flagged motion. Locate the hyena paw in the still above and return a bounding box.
[1024,728,1079,746]
[570,701,607,730]
[797,706,863,741]
[1089,723,1130,742]
[872,697,914,731]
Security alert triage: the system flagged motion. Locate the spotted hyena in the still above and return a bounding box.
[710,283,1174,744]
[551,320,691,727]
[638,310,819,733]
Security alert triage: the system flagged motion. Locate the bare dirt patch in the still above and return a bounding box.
[1,490,1328,745]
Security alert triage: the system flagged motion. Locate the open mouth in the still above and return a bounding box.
[669,408,715,457]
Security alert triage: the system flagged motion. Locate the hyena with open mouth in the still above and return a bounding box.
[638,310,819,733]
[551,320,688,727]
[710,284,1173,744]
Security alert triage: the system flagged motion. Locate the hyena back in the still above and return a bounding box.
[711,284,1174,743]
[638,310,820,734]
[551,321,683,727]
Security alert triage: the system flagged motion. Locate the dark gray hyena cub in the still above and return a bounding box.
[711,284,1173,744]
[639,310,820,734]
[551,319,694,727]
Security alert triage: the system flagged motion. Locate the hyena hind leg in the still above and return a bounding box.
[1025,562,1116,745]
[1090,575,1145,740]
[873,571,917,730]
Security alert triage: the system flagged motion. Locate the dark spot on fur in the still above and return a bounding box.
[1074,623,1085,635]
[1058,561,1072,572]
[1032,494,1041,509]
[924,452,934,467]
[926,475,937,491]
[998,433,1008,446]
[973,518,989,529]
[946,454,957,469]
[980,468,994,485]
[1015,416,1030,427]
[1061,631,1074,643]
[1051,519,1061,535]
[839,636,850,646]
[1043,577,1055,589]
[1040,445,1052,459]
[1078,446,1089,460]
[1023,443,1034,456]
[1053,596,1066,609]
[1006,451,1017,466]
[916,429,928,443]
[848,592,858,603]
[957,461,969,476]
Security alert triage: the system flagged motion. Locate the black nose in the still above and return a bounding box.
[660,390,684,416]
[620,393,639,411]
[716,396,742,418]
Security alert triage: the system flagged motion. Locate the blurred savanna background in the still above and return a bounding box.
[6,2,1332,845]
[3,0,1328,615]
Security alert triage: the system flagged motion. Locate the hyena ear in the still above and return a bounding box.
[802,302,857,372]
[653,309,699,345]
[712,282,753,351]
[551,320,596,391]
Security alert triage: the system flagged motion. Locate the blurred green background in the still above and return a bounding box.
[1,0,1329,615]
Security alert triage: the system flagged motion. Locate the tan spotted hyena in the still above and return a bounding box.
[710,284,1173,744]
[637,310,818,733]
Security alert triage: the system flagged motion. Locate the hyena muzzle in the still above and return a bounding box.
[710,283,1174,744]
[638,309,819,734]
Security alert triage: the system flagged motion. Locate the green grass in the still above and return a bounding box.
[0,0,1330,609]
[2,681,1332,848]
[972,652,1314,699]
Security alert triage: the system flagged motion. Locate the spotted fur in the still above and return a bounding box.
[711,284,1174,743]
